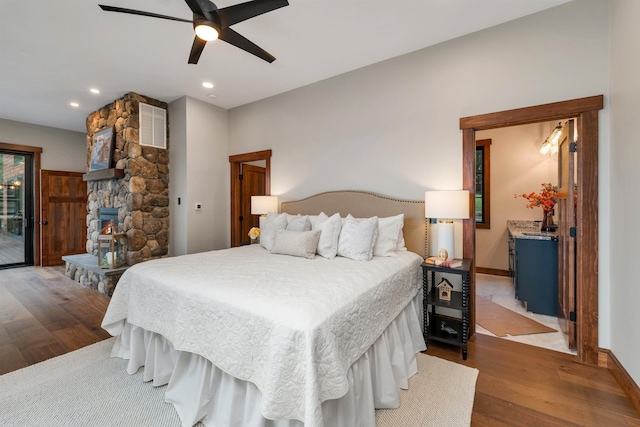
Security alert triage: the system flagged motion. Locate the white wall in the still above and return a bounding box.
[609,0,640,386]
[184,97,229,254]
[476,122,559,270]
[169,96,230,255]
[0,118,86,171]
[168,97,188,257]
[229,1,611,346]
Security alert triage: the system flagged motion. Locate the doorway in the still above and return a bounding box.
[0,143,42,269]
[461,95,603,365]
[229,150,272,247]
[473,120,576,354]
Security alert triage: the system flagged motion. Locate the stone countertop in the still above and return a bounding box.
[507,220,558,241]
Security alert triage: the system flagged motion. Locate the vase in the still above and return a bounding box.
[541,210,555,231]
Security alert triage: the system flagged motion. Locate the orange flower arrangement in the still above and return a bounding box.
[515,183,558,213]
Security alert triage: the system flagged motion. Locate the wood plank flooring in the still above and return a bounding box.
[0,265,111,375]
[0,265,638,425]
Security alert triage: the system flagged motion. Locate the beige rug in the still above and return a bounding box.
[476,295,557,337]
[0,339,478,427]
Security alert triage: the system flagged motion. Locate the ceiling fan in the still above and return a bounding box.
[99,0,289,64]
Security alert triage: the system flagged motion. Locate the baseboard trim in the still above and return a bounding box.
[600,348,640,415]
[476,267,510,277]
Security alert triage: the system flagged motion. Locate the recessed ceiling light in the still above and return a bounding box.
[90,88,100,94]
[202,82,214,89]
[70,102,80,108]
[207,93,217,98]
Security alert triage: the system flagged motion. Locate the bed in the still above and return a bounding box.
[101,191,428,427]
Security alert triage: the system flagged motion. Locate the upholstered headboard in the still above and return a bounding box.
[281,190,428,257]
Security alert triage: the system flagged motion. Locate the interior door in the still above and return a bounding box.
[557,119,577,350]
[240,164,266,245]
[41,170,86,266]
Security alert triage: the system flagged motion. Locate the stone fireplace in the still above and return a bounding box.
[63,92,169,296]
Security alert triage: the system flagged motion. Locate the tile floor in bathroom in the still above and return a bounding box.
[475,273,576,355]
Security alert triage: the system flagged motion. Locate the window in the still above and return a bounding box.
[475,139,491,229]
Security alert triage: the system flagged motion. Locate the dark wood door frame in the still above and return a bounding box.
[229,149,272,247]
[460,95,603,365]
[0,142,42,266]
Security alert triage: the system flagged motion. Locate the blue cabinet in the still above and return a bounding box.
[514,238,558,316]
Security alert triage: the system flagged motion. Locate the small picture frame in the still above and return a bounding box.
[89,127,115,171]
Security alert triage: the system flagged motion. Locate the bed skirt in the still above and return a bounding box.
[110,293,426,427]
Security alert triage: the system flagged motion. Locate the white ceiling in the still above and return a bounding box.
[0,0,570,133]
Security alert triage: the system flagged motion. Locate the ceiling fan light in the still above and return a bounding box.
[195,24,218,41]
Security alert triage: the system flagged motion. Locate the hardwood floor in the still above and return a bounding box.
[0,265,111,375]
[0,266,638,425]
[427,337,640,426]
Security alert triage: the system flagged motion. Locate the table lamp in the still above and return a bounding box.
[251,195,278,228]
[424,190,470,259]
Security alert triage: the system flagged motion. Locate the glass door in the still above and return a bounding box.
[0,150,34,268]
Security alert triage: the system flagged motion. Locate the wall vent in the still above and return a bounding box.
[139,102,166,149]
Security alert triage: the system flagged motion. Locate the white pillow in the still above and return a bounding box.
[337,216,378,261]
[271,229,321,259]
[260,212,288,251]
[286,215,312,232]
[286,213,322,229]
[347,214,404,257]
[313,213,342,259]
[396,228,407,251]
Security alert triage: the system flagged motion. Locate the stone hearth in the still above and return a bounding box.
[64,92,169,297]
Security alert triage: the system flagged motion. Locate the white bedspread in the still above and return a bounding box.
[101,245,423,426]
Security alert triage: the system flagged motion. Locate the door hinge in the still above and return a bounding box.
[570,311,577,322]
[570,142,578,152]
[239,215,243,222]
[570,227,577,238]
[239,174,243,180]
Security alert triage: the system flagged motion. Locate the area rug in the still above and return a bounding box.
[0,338,478,427]
[476,295,556,337]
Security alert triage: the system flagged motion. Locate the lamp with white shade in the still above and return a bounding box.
[251,196,279,229]
[424,190,470,259]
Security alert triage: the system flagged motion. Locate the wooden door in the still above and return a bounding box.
[556,120,577,350]
[41,171,86,266]
[240,164,265,245]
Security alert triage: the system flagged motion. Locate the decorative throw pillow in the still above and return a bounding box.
[337,216,378,261]
[347,214,404,257]
[271,229,321,259]
[286,215,312,232]
[286,213,321,229]
[260,212,288,251]
[313,213,342,259]
[396,228,407,251]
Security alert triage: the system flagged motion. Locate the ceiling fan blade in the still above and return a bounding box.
[184,0,205,16]
[99,5,192,23]
[188,36,207,64]
[216,0,289,28]
[219,28,275,63]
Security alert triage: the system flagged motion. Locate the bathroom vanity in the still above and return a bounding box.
[507,220,558,317]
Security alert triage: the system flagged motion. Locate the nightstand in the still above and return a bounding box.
[422,259,472,360]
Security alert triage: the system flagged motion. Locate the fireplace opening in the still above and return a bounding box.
[99,208,119,234]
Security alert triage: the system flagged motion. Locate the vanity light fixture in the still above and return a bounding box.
[539,122,564,155]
